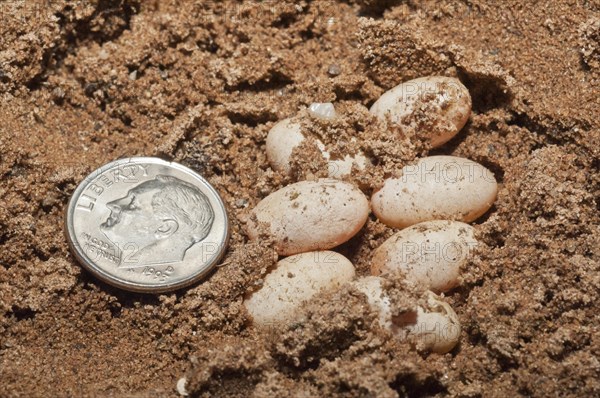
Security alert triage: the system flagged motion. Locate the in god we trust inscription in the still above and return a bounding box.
[65,157,229,293]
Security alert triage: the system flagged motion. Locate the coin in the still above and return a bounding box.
[65,157,229,293]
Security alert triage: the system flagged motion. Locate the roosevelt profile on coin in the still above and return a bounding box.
[100,174,215,266]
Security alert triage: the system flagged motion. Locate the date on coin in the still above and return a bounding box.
[65,157,229,293]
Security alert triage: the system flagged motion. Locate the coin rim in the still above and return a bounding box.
[65,157,230,293]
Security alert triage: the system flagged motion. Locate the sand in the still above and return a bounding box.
[1,0,599,396]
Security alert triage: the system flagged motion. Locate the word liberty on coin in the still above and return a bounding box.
[65,157,229,293]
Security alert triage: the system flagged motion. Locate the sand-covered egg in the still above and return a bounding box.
[370,76,471,148]
[371,220,477,292]
[353,278,461,354]
[265,118,306,176]
[371,156,498,228]
[244,251,356,326]
[265,104,369,178]
[246,179,369,255]
[397,291,461,354]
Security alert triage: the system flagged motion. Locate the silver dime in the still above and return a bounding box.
[65,157,229,293]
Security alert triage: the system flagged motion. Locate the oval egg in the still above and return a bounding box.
[244,251,356,326]
[370,76,471,148]
[371,220,477,293]
[246,179,370,255]
[371,156,498,228]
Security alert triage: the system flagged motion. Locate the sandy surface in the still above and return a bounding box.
[1,0,599,397]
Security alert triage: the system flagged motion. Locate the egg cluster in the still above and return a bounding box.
[243,76,498,354]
